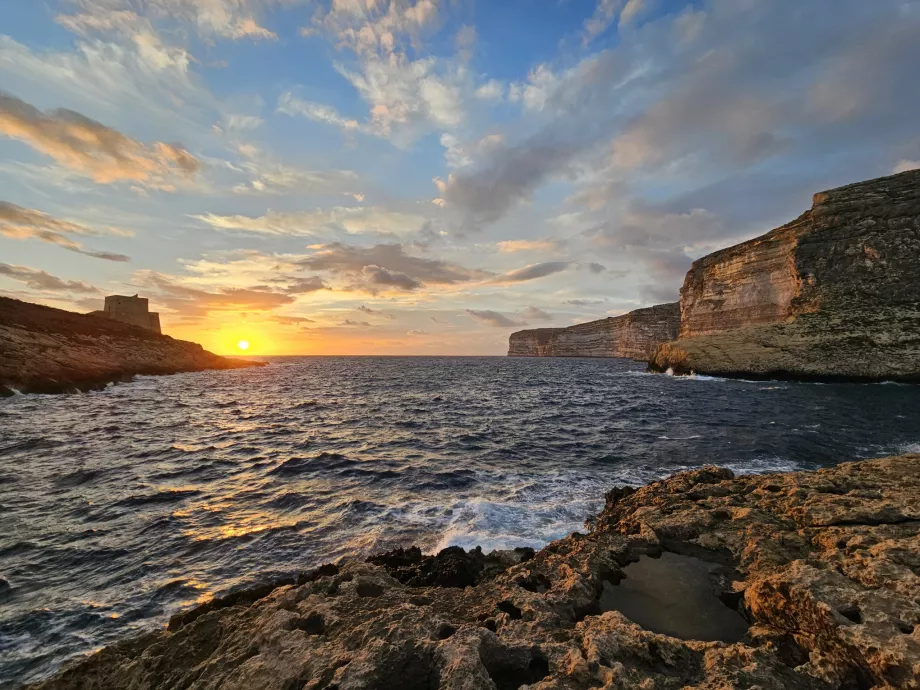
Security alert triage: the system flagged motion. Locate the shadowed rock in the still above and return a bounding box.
[0,297,263,394]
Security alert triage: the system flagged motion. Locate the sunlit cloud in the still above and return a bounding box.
[192,206,429,237]
[0,201,130,262]
[0,263,99,293]
[0,92,199,190]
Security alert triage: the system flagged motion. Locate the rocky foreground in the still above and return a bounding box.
[650,170,920,381]
[0,297,262,395]
[31,455,920,689]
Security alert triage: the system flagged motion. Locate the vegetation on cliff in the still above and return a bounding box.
[0,297,262,395]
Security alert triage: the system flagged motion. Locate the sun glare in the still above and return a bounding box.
[237,340,250,351]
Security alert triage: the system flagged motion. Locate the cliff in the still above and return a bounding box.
[509,302,679,359]
[650,169,920,381]
[28,454,920,689]
[0,297,263,395]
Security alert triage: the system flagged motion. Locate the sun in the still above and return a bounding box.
[237,340,250,351]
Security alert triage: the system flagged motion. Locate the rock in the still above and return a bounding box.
[509,302,680,359]
[650,169,920,381]
[28,454,920,690]
[0,297,264,394]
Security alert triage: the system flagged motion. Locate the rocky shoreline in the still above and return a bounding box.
[0,297,263,395]
[28,454,920,689]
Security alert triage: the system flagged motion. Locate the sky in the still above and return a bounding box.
[1,0,918,355]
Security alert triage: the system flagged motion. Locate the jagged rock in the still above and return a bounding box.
[650,169,920,381]
[29,455,920,690]
[508,303,679,359]
[0,297,263,394]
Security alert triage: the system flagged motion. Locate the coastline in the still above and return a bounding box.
[0,297,264,395]
[26,454,920,690]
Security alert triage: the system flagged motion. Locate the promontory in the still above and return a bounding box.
[650,169,920,381]
[0,297,262,395]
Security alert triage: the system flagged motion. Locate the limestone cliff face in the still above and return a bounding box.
[651,170,920,381]
[0,297,263,395]
[508,303,679,359]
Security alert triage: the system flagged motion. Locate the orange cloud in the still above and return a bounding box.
[0,92,199,189]
[0,201,130,262]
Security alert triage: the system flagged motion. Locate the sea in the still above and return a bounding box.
[1,356,919,686]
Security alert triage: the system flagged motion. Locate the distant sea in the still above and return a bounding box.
[2,356,919,686]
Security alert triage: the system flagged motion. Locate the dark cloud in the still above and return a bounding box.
[0,91,199,188]
[566,298,606,306]
[298,242,489,292]
[340,319,372,327]
[357,305,396,319]
[465,309,524,328]
[283,276,327,294]
[0,263,99,293]
[361,265,422,291]
[0,201,130,262]
[520,306,552,321]
[274,315,316,325]
[493,260,606,284]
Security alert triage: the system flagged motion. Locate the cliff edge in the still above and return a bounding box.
[509,302,679,359]
[28,454,920,689]
[650,169,920,381]
[0,297,263,395]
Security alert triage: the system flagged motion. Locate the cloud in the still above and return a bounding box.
[360,265,422,291]
[0,92,199,190]
[57,0,282,43]
[496,239,559,253]
[283,276,328,294]
[406,328,427,335]
[136,270,295,318]
[520,306,552,321]
[893,160,920,174]
[358,305,396,319]
[0,201,130,261]
[440,1,920,234]
[465,309,523,328]
[492,261,605,284]
[274,315,315,325]
[298,242,489,288]
[566,298,607,306]
[0,263,99,293]
[193,206,430,237]
[340,319,372,327]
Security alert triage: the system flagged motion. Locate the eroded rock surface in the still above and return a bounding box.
[509,303,679,359]
[29,455,920,689]
[0,297,263,394]
[650,170,920,381]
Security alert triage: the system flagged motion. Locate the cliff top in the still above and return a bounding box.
[0,296,167,341]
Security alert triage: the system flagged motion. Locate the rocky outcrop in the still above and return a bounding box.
[509,303,679,359]
[29,454,920,689]
[650,170,920,381]
[0,297,263,395]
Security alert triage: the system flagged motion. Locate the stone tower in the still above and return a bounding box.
[96,294,162,334]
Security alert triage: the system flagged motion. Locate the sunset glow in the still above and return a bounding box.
[0,1,915,356]
[237,340,250,351]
